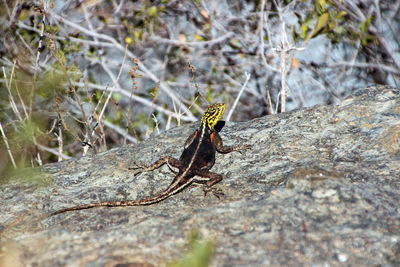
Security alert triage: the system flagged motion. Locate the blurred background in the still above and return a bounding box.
[0,0,399,177]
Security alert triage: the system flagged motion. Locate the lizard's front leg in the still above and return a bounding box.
[213,132,251,154]
[129,156,183,174]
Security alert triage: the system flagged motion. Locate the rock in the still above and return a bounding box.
[1,85,399,266]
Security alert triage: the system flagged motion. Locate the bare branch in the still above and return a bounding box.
[36,143,71,160]
[226,72,251,121]
[0,122,17,168]
[149,32,234,47]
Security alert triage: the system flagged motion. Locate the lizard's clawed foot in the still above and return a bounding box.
[203,186,225,199]
[235,144,252,154]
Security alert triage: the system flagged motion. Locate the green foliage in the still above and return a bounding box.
[359,17,375,45]
[36,69,67,99]
[194,34,206,41]
[131,113,147,138]
[292,0,375,47]
[17,9,28,20]
[298,0,346,41]
[147,6,158,17]
[11,119,44,148]
[293,0,346,42]
[148,87,159,98]
[360,17,371,34]
[0,166,52,187]
[112,92,122,102]
[44,24,58,33]
[123,2,167,44]
[0,115,54,185]
[311,12,329,38]
[168,229,215,267]
[106,107,124,125]
[211,67,218,76]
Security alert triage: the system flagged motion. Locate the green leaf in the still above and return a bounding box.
[304,14,313,25]
[335,10,347,19]
[147,6,157,17]
[113,93,121,101]
[194,34,205,41]
[360,17,372,34]
[328,20,336,30]
[335,25,343,34]
[309,12,329,39]
[300,23,309,39]
[315,0,326,14]
[57,49,66,64]
[292,26,299,43]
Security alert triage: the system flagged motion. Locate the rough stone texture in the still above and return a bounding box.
[1,85,399,266]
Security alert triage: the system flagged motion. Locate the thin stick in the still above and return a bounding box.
[265,82,273,115]
[36,143,71,160]
[149,32,234,47]
[54,126,63,162]
[29,2,47,116]
[165,112,173,131]
[279,33,287,113]
[3,65,23,122]
[0,122,17,168]
[226,72,251,122]
[274,91,281,114]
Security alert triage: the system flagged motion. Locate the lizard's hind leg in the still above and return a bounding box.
[194,170,224,198]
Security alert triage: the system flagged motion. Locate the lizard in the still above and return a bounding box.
[51,103,250,215]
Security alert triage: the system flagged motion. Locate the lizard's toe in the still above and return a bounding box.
[203,186,224,199]
[128,165,147,175]
[236,144,252,154]
[203,185,211,197]
[212,188,225,199]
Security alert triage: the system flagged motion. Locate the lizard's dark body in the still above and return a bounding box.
[51,104,249,215]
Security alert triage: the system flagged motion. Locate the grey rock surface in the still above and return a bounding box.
[1,85,399,266]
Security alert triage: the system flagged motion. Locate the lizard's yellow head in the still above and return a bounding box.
[201,103,226,129]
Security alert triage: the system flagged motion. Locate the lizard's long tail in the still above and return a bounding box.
[50,179,192,216]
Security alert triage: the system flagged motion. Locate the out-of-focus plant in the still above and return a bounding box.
[167,229,215,267]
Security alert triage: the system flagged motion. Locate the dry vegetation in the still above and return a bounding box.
[0,0,399,179]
